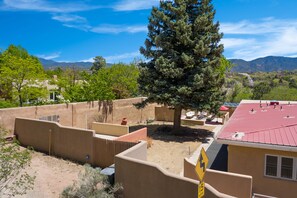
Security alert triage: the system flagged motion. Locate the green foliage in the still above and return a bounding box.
[0,100,17,108]
[262,86,297,101]
[81,69,115,102]
[0,126,35,197]
[138,0,224,129]
[54,67,84,102]
[232,87,252,103]
[0,45,46,107]
[61,164,123,198]
[90,56,106,74]
[252,82,271,99]
[108,63,139,99]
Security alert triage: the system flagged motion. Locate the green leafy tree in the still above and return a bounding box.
[55,67,85,102]
[137,0,224,130]
[81,69,115,102]
[0,127,34,197]
[108,63,139,99]
[252,82,271,99]
[90,56,106,74]
[0,45,45,107]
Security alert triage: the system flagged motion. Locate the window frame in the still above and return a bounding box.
[264,154,297,181]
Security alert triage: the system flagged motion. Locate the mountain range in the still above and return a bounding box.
[39,56,297,72]
[230,56,297,72]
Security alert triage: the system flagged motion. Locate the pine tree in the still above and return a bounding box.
[138,0,225,130]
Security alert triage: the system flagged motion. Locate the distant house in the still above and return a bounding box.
[217,100,297,198]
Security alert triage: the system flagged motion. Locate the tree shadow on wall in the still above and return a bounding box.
[92,100,113,123]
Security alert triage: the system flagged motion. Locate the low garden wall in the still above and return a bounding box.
[92,122,129,136]
[14,118,146,168]
[183,158,252,198]
[115,141,234,198]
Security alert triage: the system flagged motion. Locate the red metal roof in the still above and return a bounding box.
[217,101,297,147]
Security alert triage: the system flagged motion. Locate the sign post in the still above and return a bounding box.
[195,147,209,198]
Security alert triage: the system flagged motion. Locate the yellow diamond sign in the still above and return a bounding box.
[195,147,209,181]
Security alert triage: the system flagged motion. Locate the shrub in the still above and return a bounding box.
[0,126,35,197]
[60,164,123,198]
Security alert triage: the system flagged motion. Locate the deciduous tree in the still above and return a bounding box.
[0,45,45,107]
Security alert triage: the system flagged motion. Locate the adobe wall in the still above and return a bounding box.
[92,122,129,136]
[183,158,252,198]
[229,145,297,198]
[0,97,157,132]
[115,142,234,198]
[14,118,145,168]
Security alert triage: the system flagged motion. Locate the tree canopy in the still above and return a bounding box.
[90,56,106,74]
[138,0,225,130]
[0,45,46,107]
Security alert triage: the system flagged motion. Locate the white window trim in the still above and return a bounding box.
[264,154,296,181]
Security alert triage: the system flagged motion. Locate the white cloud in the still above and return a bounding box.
[105,51,140,63]
[2,0,100,13]
[221,18,297,60]
[91,24,147,34]
[52,14,87,23]
[81,51,141,63]
[80,57,94,63]
[221,38,256,49]
[37,52,61,60]
[113,0,159,11]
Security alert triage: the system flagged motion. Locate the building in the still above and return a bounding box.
[217,100,297,197]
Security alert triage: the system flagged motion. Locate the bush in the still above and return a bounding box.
[0,100,17,108]
[0,126,34,197]
[60,164,123,198]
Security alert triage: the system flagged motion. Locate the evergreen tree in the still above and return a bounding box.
[138,0,225,130]
[90,56,106,74]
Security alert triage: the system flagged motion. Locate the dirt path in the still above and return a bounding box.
[16,152,83,198]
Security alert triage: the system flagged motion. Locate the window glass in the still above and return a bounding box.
[266,155,278,176]
[281,157,293,179]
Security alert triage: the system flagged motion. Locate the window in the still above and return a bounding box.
[266,155,278,176]
[39,115,60,123]
[281,157,293,179]
[265,155,296,180]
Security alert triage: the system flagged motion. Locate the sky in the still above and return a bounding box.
[1,0,297,63]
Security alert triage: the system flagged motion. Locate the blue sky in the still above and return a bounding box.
[1,0,297,63]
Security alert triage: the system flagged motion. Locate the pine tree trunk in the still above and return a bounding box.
[173,106,182,131]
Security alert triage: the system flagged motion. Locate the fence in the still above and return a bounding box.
[14,118,146,168]
[92,122,129,136]
[115,141,235,198]
[0,97,156,132]
[183,158,252,198]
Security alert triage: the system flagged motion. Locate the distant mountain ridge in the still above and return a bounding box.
[230,56,297,72]
[39,58,93,70]
[40,56,297,72]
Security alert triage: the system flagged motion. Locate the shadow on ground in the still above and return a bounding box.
[129,124,214,143]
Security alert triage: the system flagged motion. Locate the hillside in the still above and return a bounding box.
[39,58,93,70]
[230,56,297,72]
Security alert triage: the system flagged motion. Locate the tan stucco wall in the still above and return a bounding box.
[91,122,129,136]
[228,145,297,197]
[155,106,174,122]
[0,97,157,132]
[115,142,234,198]
[14,118,142,168]
[14,117,94,164]
[184,158,252,198]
